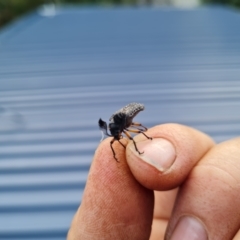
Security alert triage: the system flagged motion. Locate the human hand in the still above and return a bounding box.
[67,123,240,240]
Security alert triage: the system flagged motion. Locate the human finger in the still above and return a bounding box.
[149,189,178,240]
[126,123,215,190]
[67,137,154,240]
[125,123,214,239]
[165,138,240,240]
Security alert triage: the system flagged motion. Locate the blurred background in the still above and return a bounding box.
[1,0,240,239]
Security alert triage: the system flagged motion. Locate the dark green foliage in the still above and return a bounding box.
[0,0,45,28]
[202,0,240,8]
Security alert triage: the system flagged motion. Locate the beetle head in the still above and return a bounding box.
[109,122,122,139]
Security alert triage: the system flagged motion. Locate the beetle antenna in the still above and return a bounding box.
[98,118,111,137]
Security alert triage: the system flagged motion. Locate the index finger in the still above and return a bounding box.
[68,137,154,240]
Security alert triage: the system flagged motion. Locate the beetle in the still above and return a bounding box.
[98,102,152,161]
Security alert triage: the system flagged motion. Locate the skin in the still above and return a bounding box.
[67,123,240,240]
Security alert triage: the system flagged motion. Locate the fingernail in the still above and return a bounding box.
[130,138,176,171]
[170,216,208,240]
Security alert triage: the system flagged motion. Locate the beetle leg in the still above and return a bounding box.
[110,138,119,162]
[110,138,126,162]
[118,139,126,148]
[131,122,148,131]
[126,128,152,140]
[123,130,143,155]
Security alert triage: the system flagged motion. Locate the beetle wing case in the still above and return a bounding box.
[109,102,144,122]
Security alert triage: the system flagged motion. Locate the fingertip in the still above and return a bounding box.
[95,137,128,165]
[126,124,215,191]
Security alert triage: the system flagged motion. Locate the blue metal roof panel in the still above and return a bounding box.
[1,6,240,239]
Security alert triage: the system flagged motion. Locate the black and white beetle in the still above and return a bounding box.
[98,102,152,161]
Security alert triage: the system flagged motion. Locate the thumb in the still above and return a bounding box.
[125,123,215,239]
[126,123,215,191]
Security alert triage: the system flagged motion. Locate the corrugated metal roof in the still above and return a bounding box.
[1,5,240,239]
